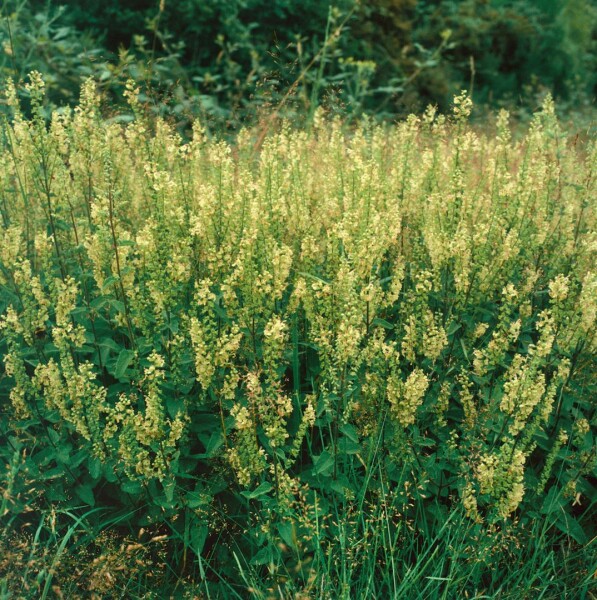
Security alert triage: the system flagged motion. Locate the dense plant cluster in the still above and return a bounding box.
[0,75,595,597]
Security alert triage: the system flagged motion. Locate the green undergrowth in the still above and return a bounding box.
[0,74,595,598]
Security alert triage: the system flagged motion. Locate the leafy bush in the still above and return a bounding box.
[0,75,595,597]
[413,0,597,110]
[6,0,595,125]
[3,0,360,126]
[0,1,107,105]
[0,0,195,124]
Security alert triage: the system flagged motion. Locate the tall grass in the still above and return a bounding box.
[0,74,595,598]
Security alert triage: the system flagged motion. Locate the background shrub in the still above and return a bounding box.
[2,0,595,125]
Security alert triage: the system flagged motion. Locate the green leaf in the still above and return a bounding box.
[121,479,143,495]
[278,521,297,551]
[46,483,66,502]
[101,275,119,291]
[163,480,176,504]
[313,451,334,476]
[70,449,88,468]
[329,476,352,496]
[556,512,587,545]
[186,491,208,509]
[250,544,275,565]
[55,443,72,464]
[190,522,208,555]
[204,432,224,457]
[338,437,361,454]
[212,302,229,321]
[371,317,394,330]
[98,337,121,352]
[89,457,102,479]
[541,486,564,515]
[47,428,60,444]
[339,423,359,443]
[90,296,109,310]
[165,395,185,419]
[109,299,126,314]
[241,481,273,500]
[75,484,95,506]
[114,349,135,379]
[459,338,470,362]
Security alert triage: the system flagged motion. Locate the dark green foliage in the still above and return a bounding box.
[2,0,595,125]
[413,0,597,110]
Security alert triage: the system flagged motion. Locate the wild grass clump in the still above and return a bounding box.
[0,73,595,598]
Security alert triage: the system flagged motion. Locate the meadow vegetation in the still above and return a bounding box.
[0,74,595,598]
